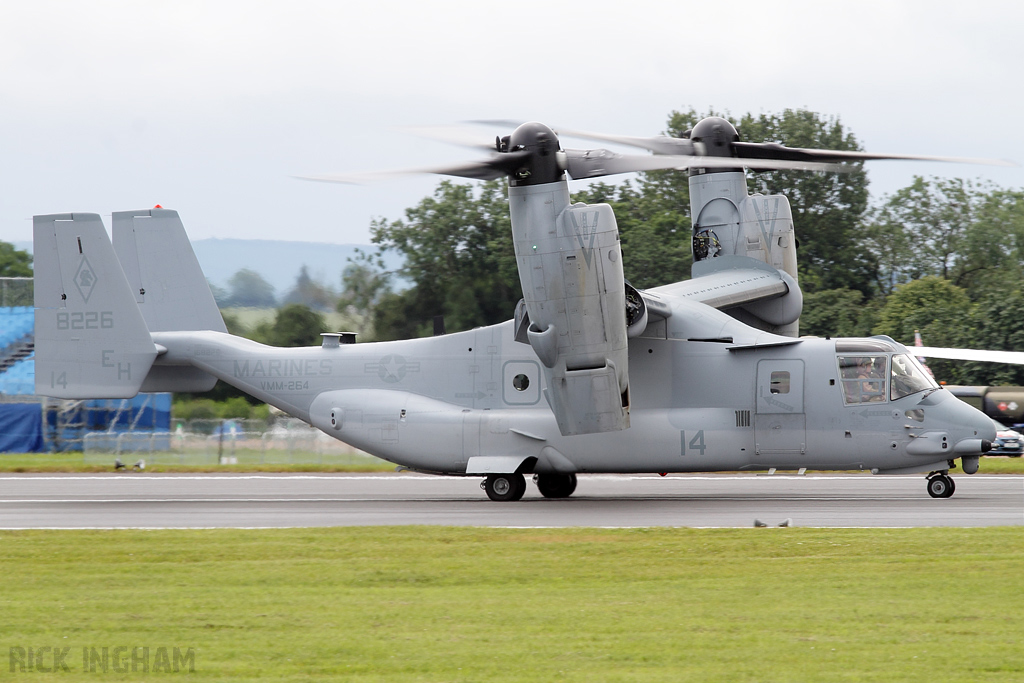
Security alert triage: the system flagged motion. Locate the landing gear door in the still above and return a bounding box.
[754,359,806,455]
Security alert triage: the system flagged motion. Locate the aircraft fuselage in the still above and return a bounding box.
[151,296,993,478]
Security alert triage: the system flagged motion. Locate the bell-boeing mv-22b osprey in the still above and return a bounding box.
[33,117,1019,501]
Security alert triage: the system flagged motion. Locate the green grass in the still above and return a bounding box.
[2,527,1023,681]
[972,455,1024,473]
[0,451,394,473]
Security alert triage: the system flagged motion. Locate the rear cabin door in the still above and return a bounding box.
[754,359,806,457]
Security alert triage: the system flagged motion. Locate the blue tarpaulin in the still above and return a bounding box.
[0,403,44,452]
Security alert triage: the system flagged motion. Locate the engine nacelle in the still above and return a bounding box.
[689,171,800,336]
[509,182,630,436]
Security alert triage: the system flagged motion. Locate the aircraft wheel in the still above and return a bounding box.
[535,473,578,499]
[484,474,526,502]
[927,474,954,499]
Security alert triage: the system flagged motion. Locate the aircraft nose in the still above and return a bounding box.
[976,410,997,442]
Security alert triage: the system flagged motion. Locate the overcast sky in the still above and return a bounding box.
[2,0,1023,248]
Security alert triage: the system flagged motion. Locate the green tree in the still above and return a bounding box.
[0,241,32,277]
[959,187,1024,298]
[284,265,337,312]
[955,289,1024,386]
[337,252,393,339]
[369,180,519,340]
[227,268,276,308]
[872,277,974,383]
[868,177,1001,295]
[254,304,328,347]
[799,288,877,337]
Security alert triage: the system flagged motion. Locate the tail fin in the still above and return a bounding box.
[112,208,224,393]
[112,208,226,334]
[33,213,157,398]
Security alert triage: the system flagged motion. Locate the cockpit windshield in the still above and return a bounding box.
[890,354,938,400]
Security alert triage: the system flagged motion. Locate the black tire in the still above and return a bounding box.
[927,475,951,499]
[536,473,578,499]
[945,476,956,498]
[484,474,526,502]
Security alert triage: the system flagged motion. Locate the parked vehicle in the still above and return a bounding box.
[991,419,1024,456]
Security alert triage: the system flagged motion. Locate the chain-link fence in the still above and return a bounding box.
[83,417,387,467]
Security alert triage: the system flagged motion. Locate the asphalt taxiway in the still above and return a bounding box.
[1,473,1021,528]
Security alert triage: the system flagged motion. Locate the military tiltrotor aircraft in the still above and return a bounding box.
[34,117,1018,500]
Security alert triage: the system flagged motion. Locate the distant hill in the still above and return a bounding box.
[190,238,403,297]
[9,238,403,299]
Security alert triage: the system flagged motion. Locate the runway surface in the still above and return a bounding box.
[1,473,1021,528]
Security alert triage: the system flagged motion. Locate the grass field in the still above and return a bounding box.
[0,451,394,473]
[3,527,1023,681]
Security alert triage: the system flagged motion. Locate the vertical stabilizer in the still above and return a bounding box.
[33,213,157,398]
[112,208,227,333]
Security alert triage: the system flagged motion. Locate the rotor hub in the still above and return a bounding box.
[689,117,739,156]
[506,122,565,186]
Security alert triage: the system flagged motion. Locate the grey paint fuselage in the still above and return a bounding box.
[151,294,992,476]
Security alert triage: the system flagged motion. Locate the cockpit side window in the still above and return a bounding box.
[891,354,937,400]
[838,355,888,404]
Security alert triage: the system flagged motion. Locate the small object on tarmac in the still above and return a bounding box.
[114,459,126,470]
[778,518,792,527]
[754,519,768,527]
[133,460,145,471]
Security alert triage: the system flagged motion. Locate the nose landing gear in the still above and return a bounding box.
[926,471,956,499]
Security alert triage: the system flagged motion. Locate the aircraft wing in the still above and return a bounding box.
[648,255,799,330]
[914,346,1024,365]
[651,267,787,309]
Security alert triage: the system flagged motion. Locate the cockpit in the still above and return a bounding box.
[836,339,938,405]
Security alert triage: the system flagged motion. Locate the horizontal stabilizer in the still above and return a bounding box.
[33,213,157,398]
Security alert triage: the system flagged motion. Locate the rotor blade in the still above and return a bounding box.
[552,127,695,156]
[297,151,532,185]
[468,118,526,129]
[399,124,497,152]
[914,346,1024,365]
[470,120,697,156]
[564,149,847,180]
[733,141,1017,167]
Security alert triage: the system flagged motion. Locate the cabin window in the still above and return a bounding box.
[769,371,790,394]
[838,355,888,404]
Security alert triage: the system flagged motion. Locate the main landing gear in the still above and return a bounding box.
[481,473,527,502]
[926,471,956,499]
[480,473,579,501]
[534,473,577,499]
